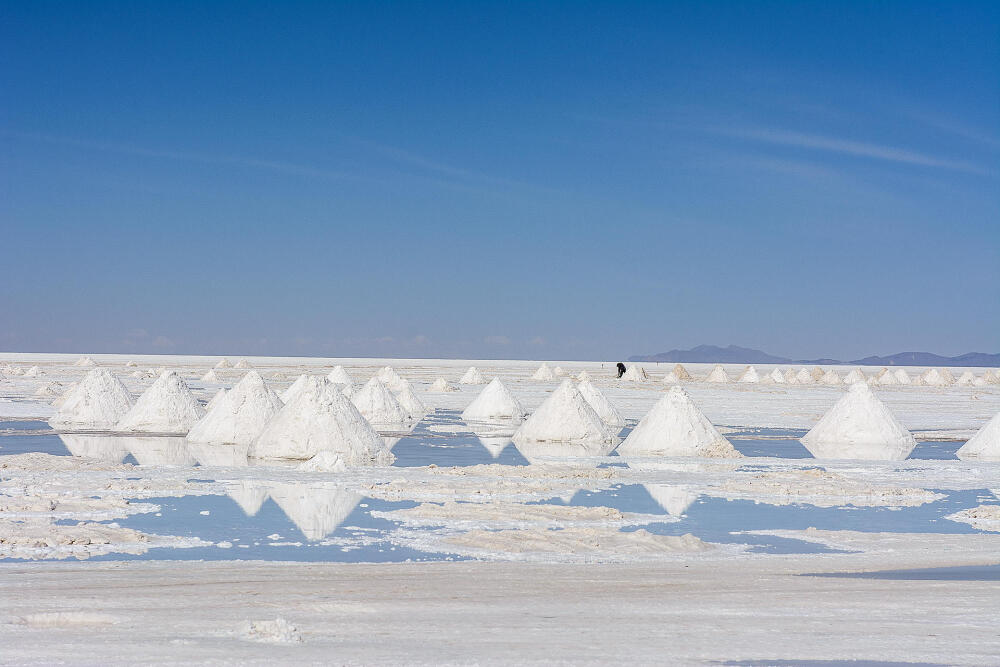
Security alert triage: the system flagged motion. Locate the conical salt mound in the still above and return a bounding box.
[577,370,592,383]
[737,366,759,383]
[251,376,393,465]
[459,366,486,385]
[622,365,649,382]
[920,368,950,386]
[375,366,403,388]
[800,383,916,460]
[327,365,354,390]
[577,380,625,428]
[795,368,814,384]
[843,368,866,384]
[267,482,361,541]
[767,369,785,384]
[974,374,989,387]
[893,368,911,385]
[428,378,457,392]
[282,374,310,404]
[705,365,730,383]
[783,368,799,384]
[955,371,976,386]
[227,481,268,517]
[205,388,227,412]
[49,369,134,430]
[24,366,42,377]
[985,369,1000,385]
[876,369,899,386]
[393,378,427,420]
[512,380,613,444]
[117,371,205,434]
[820,369,842,385]
[531,363,556,381]
[616,386,741,458]
[662,371,680,385]
[940,368,956,383]
[201,369,221,383]
[810,366,825,382]
[125,361,138,368]
[644,484,699,517]
[956,412,1000,460]
[215,358,232,369]
[75,356,96,367]
[187,371,283,445]
[351,377,410,425]
[673,364,692,381]
[234,358,252,369]
[462,378,525,423]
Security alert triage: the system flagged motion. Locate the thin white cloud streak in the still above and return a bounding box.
[723,127,989,175]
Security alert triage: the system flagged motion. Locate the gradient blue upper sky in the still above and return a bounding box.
[2,1,998,360]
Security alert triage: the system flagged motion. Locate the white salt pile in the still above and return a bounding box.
[661,371,680,384]
[843,368,866,384]
[974,374,989,387]
[783,368,799,384]
[576,370,591,382]
[622,365,649,382]
[920,368,950,386]
[187,371,283,446]
[49,369,134,430]
[940,368,956,383]
[215,358,232,369]
[705,365,730,383]
[737,366,759,383]
[427,378,457,393]
[375,366,407,391]
[393,378,427,420]
[462,378,526,423]
[577,379,625,428]
[6,366,23,376]
[820,369,842,385]
[876,368,899,386]
[800,382,917,460]
[459,366,486,385]
[75,356,96,367]
[204,388,227,412]
[281,374,310,404]
[956,412,1000,460]
[512,380,613,444]
[24,366,42,377]
[116,371,204,434]
[616,386,741,458]
[201,369,221,383]
[795,368,814,384]
[553,366,567,376]
[327,365,354,391]
[351,377,410,425]
[955,371,976,386]
[985,369,1000,385]
[130,370,149,379]
[673,364,692,381]
[34,382,63,398]
[251,377,392,465]
[234,359,252,369]
[766,369,785,383]
[531,363,556,381]
[810,366,825,382]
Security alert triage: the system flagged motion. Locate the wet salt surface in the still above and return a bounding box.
[812,564,1000,581]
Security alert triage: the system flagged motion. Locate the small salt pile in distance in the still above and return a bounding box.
[795,368,813,384]
[576,370,591,382]
[577,379,625,428]
[705,365,730,383]
[843,368,866,384]
[553,366,567,376]
[820,369,842,385]
[662,371,681,385]
[375,366,407,391]
[622,365,649,382]
[531,363,556,381]
[187,371,283,446]
[762,368,784,384]
[49,368,134,431]
[75,356,96,367]
[800,382,916,460]
[351,377,410,426]
[810,366,825,382]
[251,376,393,466]
[956,412,1000,460]
[215,358,233,369]
[393,378,427,420]
[783,368,799,384]
[955,371,976,386]
[116,371,204,434]
[24,366,42,377]
[462,378,526,423]
[617,386,741,458]
[234,358,252,369]
[920,368,951,386]
[737,366,759,383]
[512,380,614,445]
[428,378,457,392]
[327,366,354,393]
[673,364,692,381]
[876,368,899,386]
[459,366,486,385]
[201,369,221,383]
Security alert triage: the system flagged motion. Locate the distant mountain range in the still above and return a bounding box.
[628,345,1000,367]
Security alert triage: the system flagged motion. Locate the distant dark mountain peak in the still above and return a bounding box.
[629,345,1000,367]
[629,345,791,364]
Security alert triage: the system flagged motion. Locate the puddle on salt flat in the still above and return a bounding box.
[97,493,465,563]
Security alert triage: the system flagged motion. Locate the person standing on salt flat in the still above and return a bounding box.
[616,362,626,378]
[800,382,917,460]
[616,386,741,458]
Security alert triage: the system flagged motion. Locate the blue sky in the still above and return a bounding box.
[2,1,998,360]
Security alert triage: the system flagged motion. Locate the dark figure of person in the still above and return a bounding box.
[616,362,627,378]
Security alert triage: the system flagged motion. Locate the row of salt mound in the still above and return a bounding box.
[461,377,526,423]
[459,366,486,385]
[187,371,283,446]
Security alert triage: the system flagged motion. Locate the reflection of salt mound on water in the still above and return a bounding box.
[215,358,232,369]
[462,378,525,423]
[392,379,427,420]
[531,363,556,381]
[227,481,269,516]
[843,368,866,384]
[427,378,457,393]
[75,356,96,367]
[477,435,511,459]
[955,371,976,386]
[801,383,916,460]
[672,364,692,381]
[200,369,221,383]
[234,358,252,369]
[327,365,354,391]
[621,365,649,382]
[251,377,393,465]
[705,365,730,383]
[737,366,759,383]
[187,441,250,467]
[820,369,842,385]
[795,368,814,384]
[116,371,204,434]
[957,412,1000,460]
[352,378,410,426]
[58,434,129,464]
[267,483,362,541]
[617,386,741,458]
[126,436,197,466]
[49,369,134,430]
[644,484,699,517]
[298,450,348,472]
[187,371,283,445]
[577,380,624,428]
[514,438,617,463]
[920,368,951,386]
[459,367,486,384]
[512,380,614,445]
